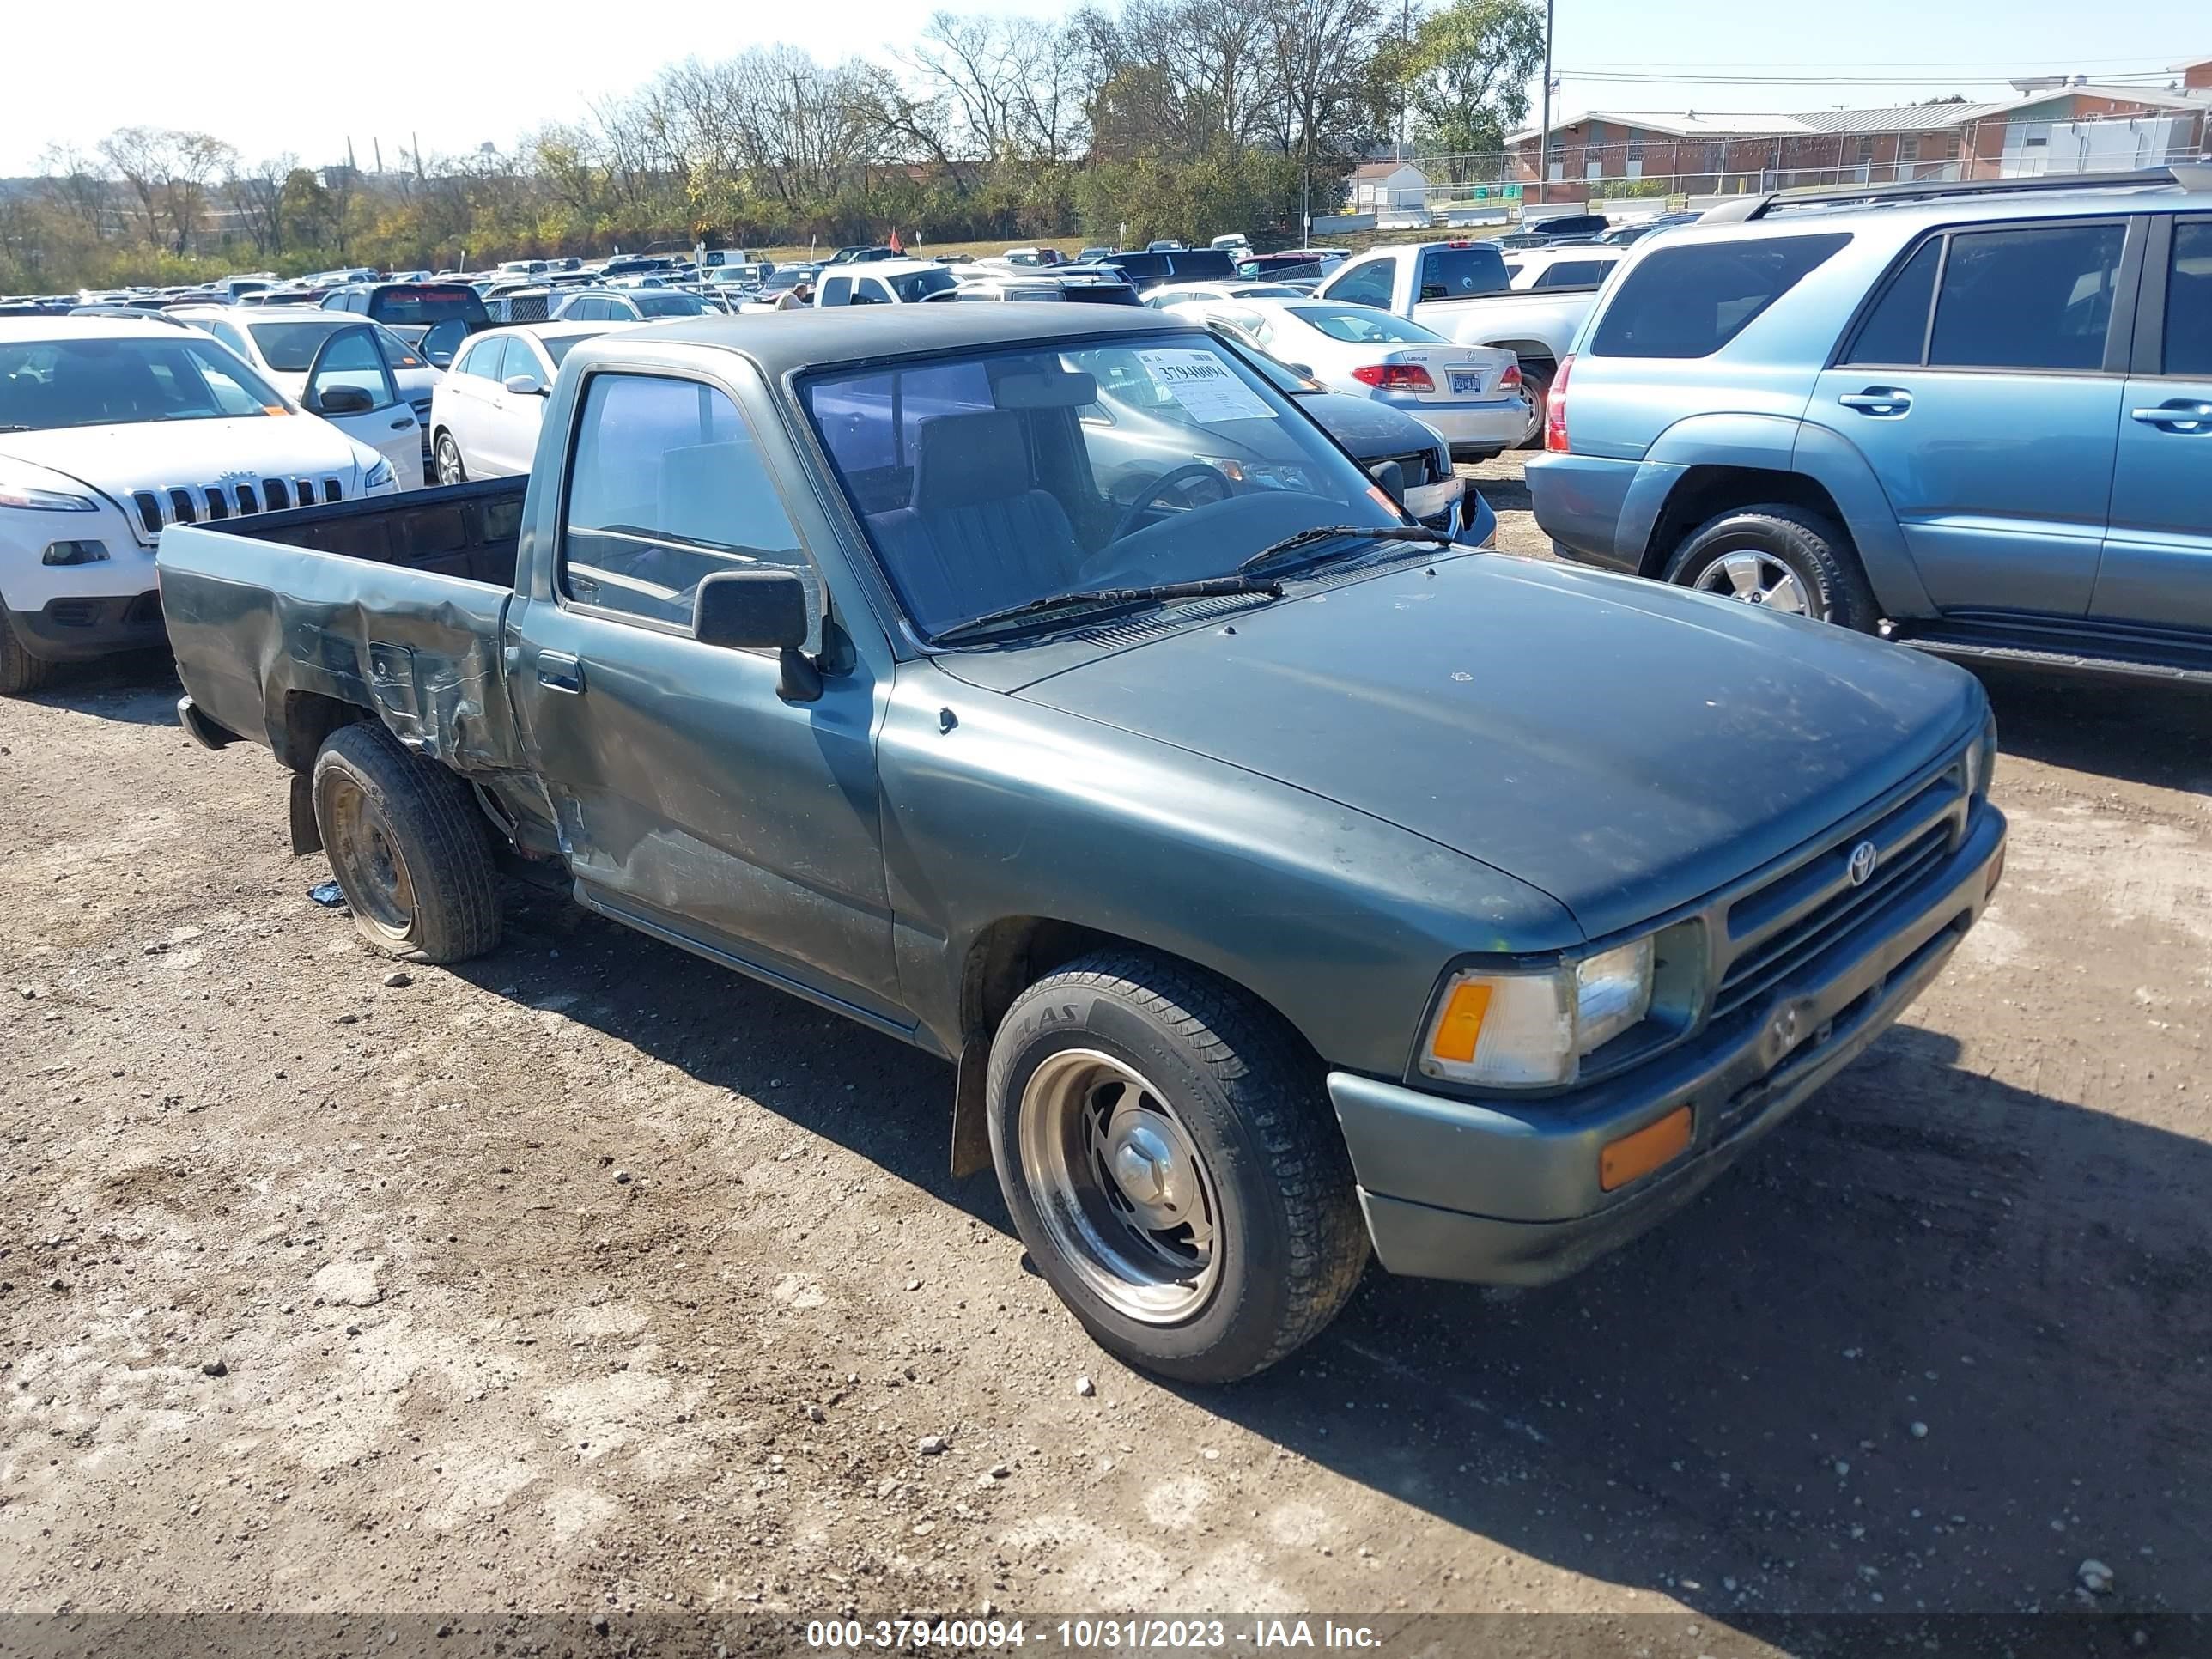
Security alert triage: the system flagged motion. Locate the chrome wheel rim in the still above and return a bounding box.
[1018,1049,1223,1325]
[1694,550,1814,616]
[435,437,464,484]
[322,777,417,941]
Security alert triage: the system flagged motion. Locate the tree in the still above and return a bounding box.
[1395,0,1544,159]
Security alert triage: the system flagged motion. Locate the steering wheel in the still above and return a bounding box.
[1108,462,1238,544]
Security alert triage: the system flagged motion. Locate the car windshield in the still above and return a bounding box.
[801,332,1408,641]
[633,293,707,317]
[0,333,289,429]
[1287,304,1445,344]
[889,267,959,302]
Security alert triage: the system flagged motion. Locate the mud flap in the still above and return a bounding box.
[289,771,322,855]
[951,1030,994,1180]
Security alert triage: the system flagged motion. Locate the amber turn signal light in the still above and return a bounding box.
[1600,1105,1693,1192]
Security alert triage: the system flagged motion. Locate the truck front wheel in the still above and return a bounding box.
[311,722,502,962]
[987,950,1369,1383]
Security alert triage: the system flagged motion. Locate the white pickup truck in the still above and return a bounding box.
[1316,240,1617,445]
[1,317,403,693]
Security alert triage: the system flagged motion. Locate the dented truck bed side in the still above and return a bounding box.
[158,479,528,775]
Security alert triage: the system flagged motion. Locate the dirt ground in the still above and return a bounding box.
[5,459,2209,1647]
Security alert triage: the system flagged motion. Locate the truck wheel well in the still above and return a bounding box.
[961,916,1302,1052]
[1481,339,1556,378]
[276,690,368,774]
[1641,467,1848,579]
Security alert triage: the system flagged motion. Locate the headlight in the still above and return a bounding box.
[1422,938,1656,1088]
[0,477,98,512]
[362,457,396,490]
[1966,714,1998,804]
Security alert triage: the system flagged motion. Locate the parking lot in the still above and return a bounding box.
[3,456,2207,1638]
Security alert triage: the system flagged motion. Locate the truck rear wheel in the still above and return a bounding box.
[0,607,58,696]
[311,722,502,962]
[1512,366,1552,449]
[1665,505,1877,631]
[987,949,1369,1383]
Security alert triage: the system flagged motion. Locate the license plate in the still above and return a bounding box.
[1449,372,1482,395]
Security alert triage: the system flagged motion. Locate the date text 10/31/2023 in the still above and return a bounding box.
[805,1619,1385,1650]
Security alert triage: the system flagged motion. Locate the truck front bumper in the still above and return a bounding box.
[1330,805,2007,1287]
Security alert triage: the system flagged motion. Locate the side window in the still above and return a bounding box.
[2163,219,2211,377]
[1927,222,2125,373]
[1844,239,1942,366]
[211,320,253,361]
[376,328,425,371]
[1325,258,1394,309]
[1590,233,1850,359]
[505,342,547,390]
[562,374,815,640]
[856,278,891,306]
[1532,259,1608,289]
[808,360,996,514]
[820,276,853,307]
[465,337,507,383]
[306,328,397,410]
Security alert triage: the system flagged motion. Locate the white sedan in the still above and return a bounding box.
[1141,282,1310,309]
[1181,297,1526,460]
[427,322,628,482]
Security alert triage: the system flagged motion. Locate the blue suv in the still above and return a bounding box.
[1528,167,2212,680]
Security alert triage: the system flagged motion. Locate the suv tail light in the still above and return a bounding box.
[1351,363,1435,392]
[1543,353,1574,453]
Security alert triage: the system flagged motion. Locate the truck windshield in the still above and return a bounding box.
[801,332,1407,641]
[0,334,289,430]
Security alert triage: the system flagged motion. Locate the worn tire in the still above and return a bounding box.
[1664,504,1879,631]
[311,722,502,962]
[0,605,58,696]
[434,431,467,486]
[987,949,1369,1383]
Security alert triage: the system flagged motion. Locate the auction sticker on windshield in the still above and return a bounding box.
[1134,349,1276,424]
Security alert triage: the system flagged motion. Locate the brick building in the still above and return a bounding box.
[1504,76,2211,205]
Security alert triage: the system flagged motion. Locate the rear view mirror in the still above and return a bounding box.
[503,374,546,397]
[994,370,1099,409]
[313,385,374,416]
[695,568,820,702]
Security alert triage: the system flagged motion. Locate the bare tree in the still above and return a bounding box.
[225,154,295,255]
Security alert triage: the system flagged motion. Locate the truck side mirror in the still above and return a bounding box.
[694,568,821,701]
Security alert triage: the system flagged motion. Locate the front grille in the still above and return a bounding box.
[1711,763,1964,1022]
[131,477,341,535]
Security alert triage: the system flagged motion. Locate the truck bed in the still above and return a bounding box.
[185,476,527,590]
[156,477,530,775]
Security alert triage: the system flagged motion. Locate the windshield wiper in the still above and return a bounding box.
[1238,524,1448,578]
[931,576,1283,646]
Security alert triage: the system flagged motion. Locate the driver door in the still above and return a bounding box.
[302,325,424,487]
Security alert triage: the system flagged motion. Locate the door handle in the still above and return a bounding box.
[1838,387,1913,415]
[390,416,415,430]
[537,652,586,695]
[2130,401,2212,432]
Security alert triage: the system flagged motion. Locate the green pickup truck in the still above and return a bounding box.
[160,307,2008,1382]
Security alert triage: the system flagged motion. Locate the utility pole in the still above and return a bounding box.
[1536,0,1554,205]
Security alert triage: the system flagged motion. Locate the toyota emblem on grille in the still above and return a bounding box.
[1847,840,1879,887]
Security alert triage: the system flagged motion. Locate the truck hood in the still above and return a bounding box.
[1012,556,1981,939]
[0,417,368,520]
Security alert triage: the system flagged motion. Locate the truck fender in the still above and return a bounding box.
[1616,413,1804,568]
[1789,422,1937,620]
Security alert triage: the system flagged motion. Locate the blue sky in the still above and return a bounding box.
[2,0,2205,175]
